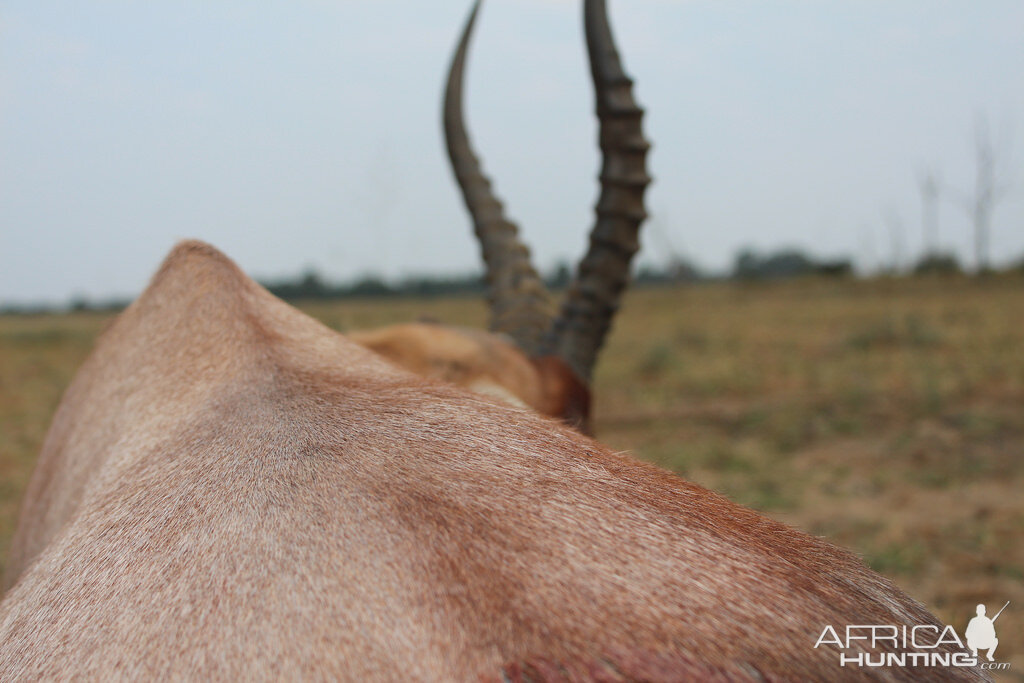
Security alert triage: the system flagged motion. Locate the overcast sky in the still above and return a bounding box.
[2,1,1023,306]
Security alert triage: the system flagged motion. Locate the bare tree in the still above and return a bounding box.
[882,205,906,274]
[858,223,879,275]
[917,166,941,257]
[951,115,1012,272]
[646,207,694,278]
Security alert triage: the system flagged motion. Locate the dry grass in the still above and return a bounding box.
[2,276,1022,675]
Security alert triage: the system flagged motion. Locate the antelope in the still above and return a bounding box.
[0,2,987,681]
[350,0,649,435]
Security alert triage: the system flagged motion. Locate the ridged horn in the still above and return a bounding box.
[443,0,554,354]
[545,0,651,382]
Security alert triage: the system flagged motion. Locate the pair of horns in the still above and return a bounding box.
[444,0,651,384]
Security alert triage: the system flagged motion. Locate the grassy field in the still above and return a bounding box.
[1,275,1022,674]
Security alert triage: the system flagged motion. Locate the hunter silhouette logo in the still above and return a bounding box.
[966,601,1007,662]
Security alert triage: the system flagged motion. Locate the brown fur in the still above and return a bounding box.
[0,242,987,681]
[349,323,546,412]
[530,355,592,434]
[349,325,593,433]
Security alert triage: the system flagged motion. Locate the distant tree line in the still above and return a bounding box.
[258,257,712,304]
[732,249,853,281]
[4,247,1023,315]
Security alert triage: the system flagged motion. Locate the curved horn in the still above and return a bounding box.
[546,0,651,382]
[443,0,553,354]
